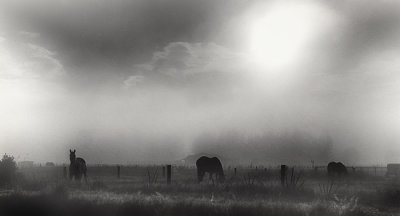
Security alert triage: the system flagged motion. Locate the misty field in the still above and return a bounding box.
[0,165,399,216]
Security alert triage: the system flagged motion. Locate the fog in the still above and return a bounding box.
[1,0,400,165]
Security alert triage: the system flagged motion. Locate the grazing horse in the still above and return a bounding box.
[327,161,347,177]
[196,156,225,183]
[69,149,87,182]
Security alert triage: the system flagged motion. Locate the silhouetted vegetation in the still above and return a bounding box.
[0,154,17,187]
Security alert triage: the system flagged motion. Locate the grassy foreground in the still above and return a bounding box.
[0,166,399,216]
[0,190,372,216]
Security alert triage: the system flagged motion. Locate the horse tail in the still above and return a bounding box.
[83,168,87,183]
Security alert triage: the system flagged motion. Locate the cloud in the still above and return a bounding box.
[123,42,252,106]
[125,42,247,85]
[0,36,65,80]
[2,0,400,164]
[123,75,144,88]
[19,31,40,39]
[0,0,249,74]
[314,0,400,73]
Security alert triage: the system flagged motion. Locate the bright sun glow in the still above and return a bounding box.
[247,2,329,71]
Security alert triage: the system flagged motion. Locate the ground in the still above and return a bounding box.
[0,165,399,216]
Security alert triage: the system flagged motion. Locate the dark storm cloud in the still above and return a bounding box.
[0,0,250,75]
[2,0,400,78]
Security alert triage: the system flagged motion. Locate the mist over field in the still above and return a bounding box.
[1,0,400,165]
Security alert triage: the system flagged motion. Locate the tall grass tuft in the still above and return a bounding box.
[284,168,305,190]
[146,168,159,187]
[318,180,336,199]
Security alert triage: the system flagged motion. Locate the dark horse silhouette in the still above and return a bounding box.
[69,149,87,182]
[327,161,347,177]
[196,156,225,183]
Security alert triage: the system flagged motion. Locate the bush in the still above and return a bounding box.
[0,154,17,187]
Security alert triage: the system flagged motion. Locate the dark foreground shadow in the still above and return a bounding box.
[0,193,319,216]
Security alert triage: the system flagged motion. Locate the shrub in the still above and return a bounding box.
[0,154,17,187]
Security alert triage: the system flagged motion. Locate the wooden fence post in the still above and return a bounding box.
[117,165,120,179]
[162,166,166,177]
[281,165,287,186]
[167,165,171,185]
[290,167,295,184]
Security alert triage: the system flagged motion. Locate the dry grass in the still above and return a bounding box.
[0,165,398,216]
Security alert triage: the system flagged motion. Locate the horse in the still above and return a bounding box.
[69,149,87,182]
[327,161,347,177]
[196,156,225,183]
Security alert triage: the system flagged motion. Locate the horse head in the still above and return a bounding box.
[69,149,76,163]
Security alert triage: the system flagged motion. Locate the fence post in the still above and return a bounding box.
[281,165,287,186]
[167,165,171,185]
[63,166,67,179]
[162,166,166,177]
[234,167,237,176]
[290,167,295,184]
[117,165,120,179]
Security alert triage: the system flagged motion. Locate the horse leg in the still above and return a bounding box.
[84,171,87,183]
[210,173,215,185]
[197,169,204,183]
[76,173,82,184]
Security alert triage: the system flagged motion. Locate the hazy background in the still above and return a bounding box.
[1,0,400,165]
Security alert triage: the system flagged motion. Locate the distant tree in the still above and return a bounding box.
[0,154,17,187]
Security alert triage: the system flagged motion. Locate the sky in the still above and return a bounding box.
[1,0,400,165]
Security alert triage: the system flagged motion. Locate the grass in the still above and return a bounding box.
[0,165,399,216]
[0,189,393,216]
[0,191,362,216]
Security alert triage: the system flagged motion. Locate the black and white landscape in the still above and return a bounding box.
[1,0,400,215]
